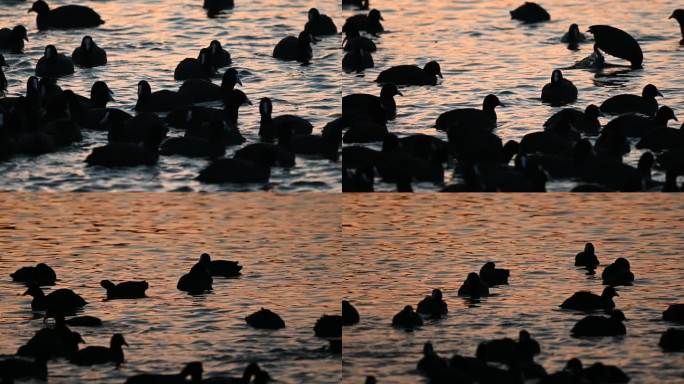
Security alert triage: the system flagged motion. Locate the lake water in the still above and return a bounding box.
[0,193,342,383]
[0,0,340,191]
[342,0,684,191]
[342,194,684,382]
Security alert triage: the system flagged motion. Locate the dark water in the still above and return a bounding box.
[0,193,342,383]
[0,1,340,191]
[342,194,684,382]
[342,0,684,191]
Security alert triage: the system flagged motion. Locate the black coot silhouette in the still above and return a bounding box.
[541,70,577,105]
[603,106,677,138]
[86,124,165,167]
[575,242,599,268]
[174,49,215,80]
[670,10,684,45]
[479,262,509,287]
[343,84,402,123]
[178,67,241,104]
[392,305,423,330]
[457,272,489,298]
[602,257,634,286]
[70,333,127,366]
[17,316,84,358]
[560,286,618,311]
[588,25,643,69]
[544,105,601,136]
[0,25,29,53]
[273,31,312,64]
[343,0,369,10]
[659,328,684,351]
[306,8,337,36]
[72,80,114,109]
[135,80,187,112]
[177,256,213,294]
[0,356,48,381]
[561,23,586,50]
[106,111,167,143]
[72,36,106,68]
[195,253,242,277]
[246,308,285,329]
[204,40,231,67]
[203,363,270,384]
[510,2,550,23]
[416,289,448,319]
[571,310,627,336]
[203,0,234,14]
[476,330,540,363]
[64,315,102,327]
[600,84,662,117]
[235,127,295,168]
[343,46,374,73]
[10,263,56,286]
[343,300,360,325]
[23,285,87,313]
[35,45,74,78]
[161,113,226,159]
[258,97,313,141]
[436,94,503,132]
[343,9,384,35]
[125,362,203,384]
[376,61,442,86]
[314,315,342,338]
[30,1,104,30]
[584,361,631,383]
[636,121,684,152]
[416,342,448,378]
[663,304,684,323]
[343,27,376,52]
[100,280,149,300]
[197,158,271,184]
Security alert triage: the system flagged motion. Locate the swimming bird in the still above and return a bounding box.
[416,342,448,378]
[663,304,684,323]
[17,313,84,358]
[70,80,115,109]
[178,68,241,104]
[570,43,606,69]
[35,45,74,78]
[343,300,360,325]
[588,25,643,69]
[600,84,662,116]
[135,80,187,112]
[306,8,337,36]
[479,262,509,287]
[476,330,540,363]
[544,105,602,136]
[64,315,102,327]
[0,25,28,54]
[416,289,448,319]
[436,94,503,132]
[196,158,271,184]
[343,84,402,123]
[457,272,489,298]
[510,2,550,23]
[203,0,234,15]
[273,31,312,64]
[636,121,684,152]
[71,36,106,68]
[204,40,232,68]
[235,128,295,167]
[342,46,374,73]
[541,70,577,105]
[70,333,127,366]
[177,257,213,294]
[195,253,242,277]
[560,286,618,311]
[583,362,631,383]
[85,124,165,166]
[245,308,285,329]
[314,315,342,338]
[670,10,684,45]
[603,106,677,138]
[10,263,56,286]
[343,0,369,10]
[343,27,376,52]
[391,305,423,330]
[575,242,599,268]
[602,258,634,286]
[100,280,149,300]
[376,61,442,86]
[160,115,226,159]
[29,1,104,30]
[0,356,48,382]
[174,49,215,80]
[125,362,203,384]
[571,310,627,336]
[258,97,312,142]
[23,285,86,313]
[342,9,384,35]
[561,23,586,50]
[203,362,271,384]
[659,328,684,351]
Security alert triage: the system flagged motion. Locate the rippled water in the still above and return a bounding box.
[0,0,340,191]
[0,193,341,383]
[342,0,684,191]
[342,194,684,383]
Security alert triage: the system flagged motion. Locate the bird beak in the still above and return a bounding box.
[674,116,679,122]
[380,16,385,20]
[24,36,29,42]
[438,72,443,79]
[657,91,663,97]
[108,91,115,101]
[499,103,506,107]
[22,289,30,295]
[397,90,403,96]
[669,14,674,19]
[237,78,242,86]
[245,98,253,106]
[614,292,619,296]
[123,341,129,347]
[342,36,348,46]
[28,8,34,13]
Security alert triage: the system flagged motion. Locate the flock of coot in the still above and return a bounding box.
[344,243,684,383]
[341,1,684,192]
[0,253,342,382]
